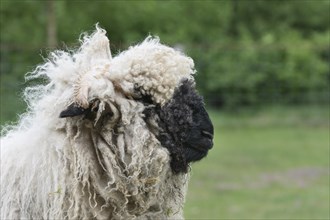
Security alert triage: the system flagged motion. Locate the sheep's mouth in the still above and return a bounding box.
[184,137,213,162]
[184,146,209,162]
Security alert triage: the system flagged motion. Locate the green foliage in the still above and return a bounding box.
[0,0,329,112]
[189,0,330,107]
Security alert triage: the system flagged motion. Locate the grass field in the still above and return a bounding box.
[184,105,329,219]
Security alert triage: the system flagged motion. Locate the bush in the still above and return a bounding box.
[1,0,329,111]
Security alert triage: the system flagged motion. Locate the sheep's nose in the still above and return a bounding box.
[202,130,213,139]
[202,130,214,149]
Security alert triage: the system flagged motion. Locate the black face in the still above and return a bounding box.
[143,79,214,173]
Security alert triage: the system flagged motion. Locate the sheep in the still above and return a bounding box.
[0,27,214,220]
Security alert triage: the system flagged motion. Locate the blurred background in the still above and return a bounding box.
[0,0,329,219]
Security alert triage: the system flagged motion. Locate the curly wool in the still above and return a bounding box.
[0,27,195,219]
[108,36,195,106]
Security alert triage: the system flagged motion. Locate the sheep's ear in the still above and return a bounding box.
[59,103,88,118]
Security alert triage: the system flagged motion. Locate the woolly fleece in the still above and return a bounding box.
[0,27,196,219]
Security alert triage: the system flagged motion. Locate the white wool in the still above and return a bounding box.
[1,27,194,219]
[109,36,195,106]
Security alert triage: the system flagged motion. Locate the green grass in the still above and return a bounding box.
[184,105,329,219]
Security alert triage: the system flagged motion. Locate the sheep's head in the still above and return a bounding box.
[59,29,214,174]
[60,80,213,174]
[156,79,213,173]
[140,79,213,173]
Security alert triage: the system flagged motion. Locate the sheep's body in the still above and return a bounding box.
[0,27,207,219]
[1,104,187,219]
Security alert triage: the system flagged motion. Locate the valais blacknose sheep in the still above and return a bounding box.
[0,27,214,219]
